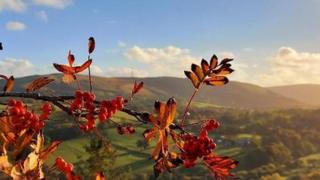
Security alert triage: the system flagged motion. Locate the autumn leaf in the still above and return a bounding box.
[201,59,210,74]
[68,50,75,66]
[39,141,62,161]
[96,172,106,180]
[144,98,177,161]
[53,51,92,83]
[25,77,54,92]
[88,37,95,54]
[210,54,218,69]
[132,81,144,95]
[184,71,200,88]
[184,54,234,89]
[0,75,14,93]
[203,153,238,179]
[204,76,229,86]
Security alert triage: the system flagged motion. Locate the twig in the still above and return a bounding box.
[0,92,186,133]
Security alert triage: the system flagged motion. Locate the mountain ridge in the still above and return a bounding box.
[0,74,308,110]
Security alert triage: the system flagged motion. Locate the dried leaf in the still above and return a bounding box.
[203,154,238,178]
[132,81,144,95]
[163,98,176,128]
[205,76,229,86]
[3,76,14,93]
[39,141,61,162]
[219,58,233,65]
[74,59,92,73]
[143,128,158,142]
[191,64,205,81]
[25,77,54,92]
[212,64,234,75]
[0,155,12,173]
[210,54,218,69]
[53,59,92,84]
[68,50,75,66]
[23,151,39,173]
[201,59,210,74]
[184,71,200,88]
[88,37,95,54]
[95,172,106,180]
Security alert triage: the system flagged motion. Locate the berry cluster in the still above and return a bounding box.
[117,124,135,135]
[7,99,52,132]
[98,96,125,122]
[180,119,219,168]
[70,91,126,132]
[70,91,96,131]
[55,157,81,180]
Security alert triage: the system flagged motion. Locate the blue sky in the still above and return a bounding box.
[1,0,320,86]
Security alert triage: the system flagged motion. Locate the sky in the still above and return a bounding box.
[1,0,320,87]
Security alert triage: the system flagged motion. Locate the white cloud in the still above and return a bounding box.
[104,67,148,77]
[258,47,320,86]
[0,58,35,76]
[5,21,26,31]
[36,10,48,22]
[32,0,73,9]
[124,45,200,76]
[0,0,26,12]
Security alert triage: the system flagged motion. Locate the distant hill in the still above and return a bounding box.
[0,74,307,110]
[268,84,320,107]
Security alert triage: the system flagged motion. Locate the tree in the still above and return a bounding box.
[0,37,237,179]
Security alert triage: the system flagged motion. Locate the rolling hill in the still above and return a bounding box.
[268,84,320,107]
[0,74,307,110]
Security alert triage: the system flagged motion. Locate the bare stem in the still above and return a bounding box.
[180,88,199,128]
[88,55,93,93]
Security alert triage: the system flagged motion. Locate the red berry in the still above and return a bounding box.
[8,99,17,106]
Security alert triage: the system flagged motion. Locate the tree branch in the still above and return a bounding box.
[0,92,187,133]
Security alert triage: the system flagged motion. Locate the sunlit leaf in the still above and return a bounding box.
[184,71,200,88]
[23,151,39,172]
[154,101,166,125]
[143,128,158,142]
[203,153,238,178]
[163,98,176,128]
[88,37,95,54]
[39,141,61,161]
[68,50,75,66]
[212,64,234,75]
[132,81,144,95]
[210,54,218,69]
[53,59,92,84]
[25,77,54,92]
[95,172,106,180]
[191,64,205,81]
[204,76,229,86]
[219,58,233,65]
[201,59,210,74]
[3,76,14,93]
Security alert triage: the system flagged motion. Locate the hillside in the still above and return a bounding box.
[0,74,306,110]
[268,84,320,107]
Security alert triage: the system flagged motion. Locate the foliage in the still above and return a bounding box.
[0,37,237,179]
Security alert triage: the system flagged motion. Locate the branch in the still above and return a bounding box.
[0,92,187,133]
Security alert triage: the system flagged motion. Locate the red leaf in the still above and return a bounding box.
[203,154,238,179]
[132,81,144,95]
[88,37,95,54]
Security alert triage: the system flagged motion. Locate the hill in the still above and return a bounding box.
[0,74,306,110]
[268,84,320,107]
